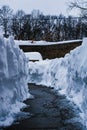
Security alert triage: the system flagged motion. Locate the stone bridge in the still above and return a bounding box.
[19,40,82,59]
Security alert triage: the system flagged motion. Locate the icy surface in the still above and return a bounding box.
[0,36,31,127]
[15,39,82,46]
[28,38,87,127]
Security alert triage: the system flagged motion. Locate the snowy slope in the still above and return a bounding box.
[0,36,31,127]
[28,38,87,127]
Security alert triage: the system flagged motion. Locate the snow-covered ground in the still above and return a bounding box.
[0,36,31,127]
[24,52,42,61]
[0,36,85,127]
[28,38,87,127]
[15,39,82,46]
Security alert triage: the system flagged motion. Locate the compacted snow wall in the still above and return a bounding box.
[28,38,87,127]
[0,36,30,127]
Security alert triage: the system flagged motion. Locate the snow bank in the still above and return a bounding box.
[25,52,42,61]
[0,36,31,127]
[28,38,87,127]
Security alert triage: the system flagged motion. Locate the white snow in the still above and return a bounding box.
[0,27,4,35]
[25,52,42,61]
[28,38,87,127]
[15,39,82,46]
[0,36,31,127]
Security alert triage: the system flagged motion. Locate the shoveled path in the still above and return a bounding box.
[5,83,86,130]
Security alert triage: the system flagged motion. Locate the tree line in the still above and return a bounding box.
[0,5,87,41]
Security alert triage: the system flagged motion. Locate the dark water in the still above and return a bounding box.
[4,84,86,130]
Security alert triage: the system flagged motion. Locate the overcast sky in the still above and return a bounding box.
[0,0,79,16]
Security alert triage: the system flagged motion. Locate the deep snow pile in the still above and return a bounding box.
[0,36,31,127]
[28,38,87,127]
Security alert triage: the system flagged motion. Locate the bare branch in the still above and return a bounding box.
[69,0,87,10]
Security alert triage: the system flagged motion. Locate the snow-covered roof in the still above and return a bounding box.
[24,52,42,61]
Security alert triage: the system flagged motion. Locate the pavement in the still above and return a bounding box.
[4,83,86,130]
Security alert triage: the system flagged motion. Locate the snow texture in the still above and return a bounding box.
[0,36,31,127]
[28,38,87,127]
[25,52,42,61]
[15,39,82,46]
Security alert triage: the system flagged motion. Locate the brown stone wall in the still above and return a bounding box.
[19,41,82,59]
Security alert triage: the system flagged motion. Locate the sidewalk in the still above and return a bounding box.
[4,84,86,130]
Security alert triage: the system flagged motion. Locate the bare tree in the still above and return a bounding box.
[69,0,87,17]
[12,10,25,39]
[69,0,87,10]
[0,5,13,37]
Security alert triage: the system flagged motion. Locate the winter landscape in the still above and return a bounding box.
[1,0,87,130]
